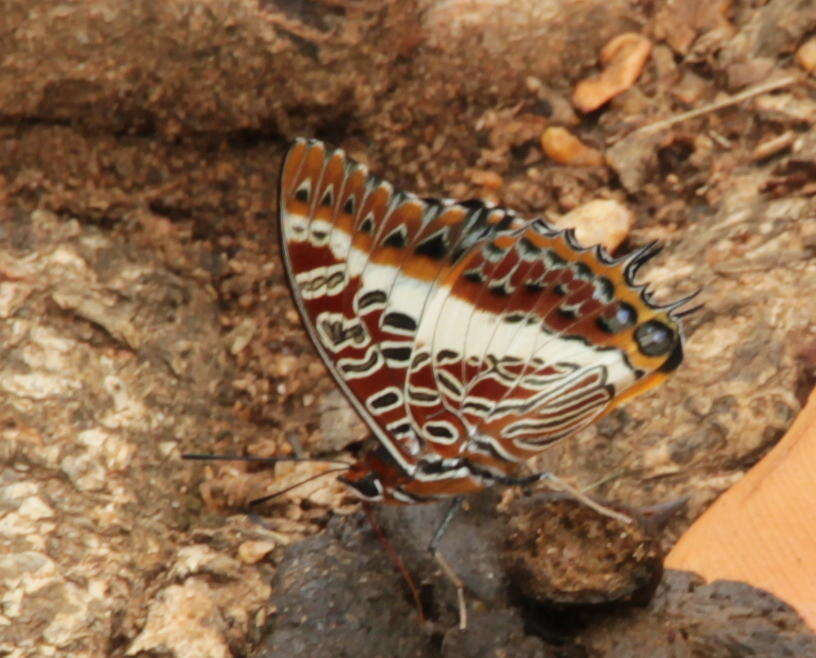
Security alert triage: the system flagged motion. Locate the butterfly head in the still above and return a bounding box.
[337,447,411,504]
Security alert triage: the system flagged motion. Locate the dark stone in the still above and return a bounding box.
[577,570,816,657]
[258,494,816,658]
[256,514,434,658]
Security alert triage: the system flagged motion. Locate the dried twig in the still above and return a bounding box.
[630,74,800,138]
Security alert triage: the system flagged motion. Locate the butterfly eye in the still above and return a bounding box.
[635,320,676,356]
[341,472,383,499]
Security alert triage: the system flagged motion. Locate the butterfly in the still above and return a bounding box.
[278,137,696,506]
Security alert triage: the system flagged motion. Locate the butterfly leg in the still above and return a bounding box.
[499,472,633,525]
[362,502,425,623]
[428,496,468,630]
[428,496,463,551]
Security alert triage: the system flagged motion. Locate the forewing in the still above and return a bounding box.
[280,140,506,471]
[280,139,422,472]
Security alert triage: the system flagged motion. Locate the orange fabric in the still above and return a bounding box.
[666,387,816,630]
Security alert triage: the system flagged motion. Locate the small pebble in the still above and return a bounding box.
[795,37,816,73]
[572,33,652,113]
[238,540,277,564]
[540,127,604,167]
[272,354,300,378]
[466,169,504,190]
[552,199,634,252]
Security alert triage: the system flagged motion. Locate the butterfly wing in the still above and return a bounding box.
[280,140,493,475]
[280,138,689,494]
[441,222,685,465]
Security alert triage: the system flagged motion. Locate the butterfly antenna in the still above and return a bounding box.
[182,453,350,467]
[248,467,350,506]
